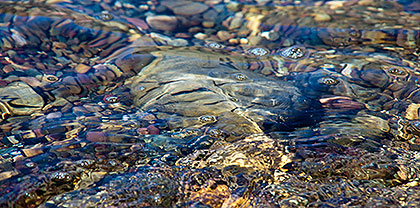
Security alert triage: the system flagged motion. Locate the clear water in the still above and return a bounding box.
[0,0,419,207]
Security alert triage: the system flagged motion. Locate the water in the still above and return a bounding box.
[0,0,419,207]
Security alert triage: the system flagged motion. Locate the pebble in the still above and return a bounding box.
[146,15,178,31]
[326,1,345,9]
[163,1,209,16]
[229,16,244,30]
[248,36,262,46]
[46,112,62,119]
[86,131,107,142]
[3,65,14,73]
[313,13,332,22]
[226,2,240,12]
[202,21,215,28]
[358,0,374,6]
[240,38,249,44]
[203,9,218,21]
[19,77,41,87]
[205,0,221,5]
[21,148,43,157]
[217,30,234,41]
[150,32,173,43]
[147,125,160,135]
[229,38,239,44]
[260,31,280,41]
[282,38,294,46]
[170,38,189,46]
[126,17,149,30]
[194,32,207,40]
[53,42,67,49]
[175,33,191,38]
[75,63,91,73]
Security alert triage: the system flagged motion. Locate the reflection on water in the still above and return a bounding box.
[0,0,419,207]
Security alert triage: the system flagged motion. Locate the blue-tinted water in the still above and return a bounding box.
[0,0,419,207]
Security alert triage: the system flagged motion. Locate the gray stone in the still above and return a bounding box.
[146,15,178,31]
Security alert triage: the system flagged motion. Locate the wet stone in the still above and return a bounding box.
[313,13,332,22]
[162,1,209,16]
[146,15,178,31]
[75,63,91,74]
[1,1,420,207]
[217,30,234,41]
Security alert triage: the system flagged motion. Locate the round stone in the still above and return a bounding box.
[146,15,178,31]
[313,13,331,22]
[171,2,209,16]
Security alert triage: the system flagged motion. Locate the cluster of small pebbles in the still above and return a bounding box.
[25,0,418,50]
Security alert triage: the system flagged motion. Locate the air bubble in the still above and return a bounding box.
[234,73,248,81]
[321,77,338,85]
[103,95,119,103]
[247,47,270,56]
[199,115,217,124]
[279,46,308,60]
[387,67,407,76]
[205,42,224,49]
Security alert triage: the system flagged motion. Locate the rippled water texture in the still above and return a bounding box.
[0,0,420,207]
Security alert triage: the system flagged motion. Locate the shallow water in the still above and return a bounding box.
[0,0,419,207]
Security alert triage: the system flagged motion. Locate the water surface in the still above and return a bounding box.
[0,0,420,207]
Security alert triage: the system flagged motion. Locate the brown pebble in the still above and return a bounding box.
[86,131,107,142]
[126,17,149,30]
[3,65,14,73]
[146,15,178,31]
[175,33,191,38]
[19,77,41,87]
[53,42,67,49]
[229,38,239,44]
[0,170,18,181]
[83,104,103,113]
[217,30,234,41]
[313,13,331,22]
[0,80,9,86]
[248,36,262,46]
[147,125,160,135]
[202,21,215,28]
[21,148,44,157]
[137,128,149,135]
[194,33,207,40]
[229,17,243,30]
[35,62,46,70]
[163,1,209,16]
[239,38,248,44]
[75,63,91,73]
[189,27,204,33]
